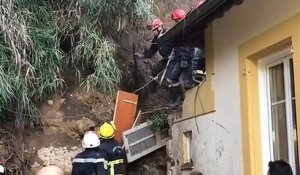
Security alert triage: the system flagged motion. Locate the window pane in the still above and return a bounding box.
[269,63,285,102]
[271,103,289,161]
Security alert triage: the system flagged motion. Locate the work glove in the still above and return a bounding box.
[134,53,144,59]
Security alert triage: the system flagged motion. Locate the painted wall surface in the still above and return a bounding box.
[170,113,240,175]
[171,0,300,174]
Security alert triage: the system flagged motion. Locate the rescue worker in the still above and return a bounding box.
[72,131,108,175]
[98,121,124,175]
[170,9,206,89]
[135,18,174,77]
[36,165,64,175]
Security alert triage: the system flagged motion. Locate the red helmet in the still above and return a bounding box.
[151,19,163,31]
[171,9,186,21]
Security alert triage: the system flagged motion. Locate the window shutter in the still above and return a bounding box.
[123,122,169,162]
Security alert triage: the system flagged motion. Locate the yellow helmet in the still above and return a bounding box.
[98,121,116,139]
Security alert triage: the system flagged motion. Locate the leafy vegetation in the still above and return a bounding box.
[0,0,153,123]
[149,111,169,133]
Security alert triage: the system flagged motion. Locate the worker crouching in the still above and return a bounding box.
[98,121,124,175]
[72,131,109,175]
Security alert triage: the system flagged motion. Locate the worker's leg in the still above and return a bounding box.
[182,57,196,90]
[167,60,184,107]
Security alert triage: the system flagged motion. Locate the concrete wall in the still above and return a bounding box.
[170,0,300,174]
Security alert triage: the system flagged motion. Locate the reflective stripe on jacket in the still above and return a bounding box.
[72,148,108,175]
[108,159,124,175]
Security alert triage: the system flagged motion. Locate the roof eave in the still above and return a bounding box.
[158,0,243,44]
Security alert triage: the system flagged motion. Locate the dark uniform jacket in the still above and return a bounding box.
[143,29,173,59]
[72,148,108,175]
[98,139,124,175]
[143,29,174,76]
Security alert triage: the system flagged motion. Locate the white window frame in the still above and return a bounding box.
[258,47,296,174]
[182,131,192,164]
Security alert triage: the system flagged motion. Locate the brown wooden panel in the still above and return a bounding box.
[113,90,138,144]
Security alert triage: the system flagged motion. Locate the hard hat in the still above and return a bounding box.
[0,165,4,174]
[0,160,4,174]
[171,9,186,21]
[36,165,64,175]
[82,131,100,148]
[151,19,163,31]
[98,121,115,139]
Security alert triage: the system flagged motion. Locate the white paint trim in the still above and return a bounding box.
[283,57,296,174]
[258,58,272,175]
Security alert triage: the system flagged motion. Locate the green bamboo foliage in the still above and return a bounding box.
[0,0,154,121]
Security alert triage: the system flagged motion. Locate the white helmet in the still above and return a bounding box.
[82,131,100,148]
[0,165,4,174]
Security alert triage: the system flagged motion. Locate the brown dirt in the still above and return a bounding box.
[20,88,115,174]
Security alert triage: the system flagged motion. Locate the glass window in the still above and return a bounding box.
[266,58,298,174]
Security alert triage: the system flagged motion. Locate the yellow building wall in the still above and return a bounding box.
[239,12,300,175]
[176,0,300,174]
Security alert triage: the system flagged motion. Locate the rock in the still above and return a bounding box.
[60,98,65,104]
[31,162,41,172]
[35,146,82,173]
[65,118,96,138]
[47,100,54,105]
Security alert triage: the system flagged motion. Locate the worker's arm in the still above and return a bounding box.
[143,37,158,58]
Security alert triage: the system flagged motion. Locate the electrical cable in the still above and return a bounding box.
[193,77,206,134]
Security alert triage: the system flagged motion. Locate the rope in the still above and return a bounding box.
[133,59,172,93]
[133,76,159,93]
